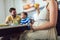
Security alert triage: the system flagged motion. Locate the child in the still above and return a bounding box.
[20,12,31,30]
[19,12,33,40]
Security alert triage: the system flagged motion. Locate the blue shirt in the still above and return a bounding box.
[20,17,31,30]
[20,17,30,25]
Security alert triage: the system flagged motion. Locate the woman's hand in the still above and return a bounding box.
[32,26,39,31]
[32,26,36,30]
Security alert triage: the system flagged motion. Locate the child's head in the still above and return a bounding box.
[21,12,28,19]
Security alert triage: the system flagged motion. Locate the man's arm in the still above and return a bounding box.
[5,16,10,24]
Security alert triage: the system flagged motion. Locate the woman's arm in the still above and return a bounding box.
[33,0,58,30]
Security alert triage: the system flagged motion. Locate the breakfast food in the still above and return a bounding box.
[23,4,32,10]
[0,24,9,27]
[34,3,40,8]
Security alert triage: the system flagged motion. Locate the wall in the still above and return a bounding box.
[0,0,5,23]
[14,0,23,14]
[5,0,14,17]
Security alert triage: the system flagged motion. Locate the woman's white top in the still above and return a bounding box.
[33,5,49,27]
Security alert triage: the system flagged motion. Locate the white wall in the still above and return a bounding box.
[0,0,5,23]
[5,0,14,17]
[14,0,23,13]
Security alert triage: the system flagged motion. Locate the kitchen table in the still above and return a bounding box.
[0,25,27,37]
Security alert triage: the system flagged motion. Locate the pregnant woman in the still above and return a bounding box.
[25,0,58,40]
